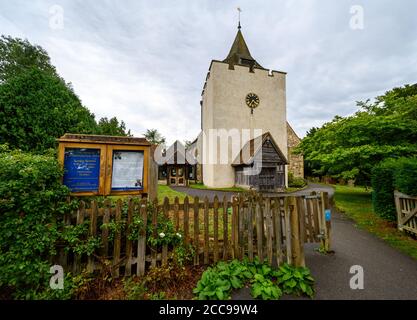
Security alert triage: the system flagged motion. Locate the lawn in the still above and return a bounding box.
[157,184,187,203]
[188,182,246,193]
[334,185,417,260]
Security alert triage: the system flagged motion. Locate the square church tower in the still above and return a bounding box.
[196,24,293,191]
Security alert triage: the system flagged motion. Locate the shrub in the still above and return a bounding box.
[0,145,77,299]
[371,159,398,220]
[371,157,417,221]
[288,172,307,188]
[393,158,417,196]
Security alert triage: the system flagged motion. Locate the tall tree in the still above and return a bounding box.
[97,117,131,136]
[0,36,133,152]
[298,84,417,184]
[0,36,57,82]
[0,67,98,152]
[144,128,166,145]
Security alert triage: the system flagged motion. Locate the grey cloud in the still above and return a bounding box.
[0,0,416,142]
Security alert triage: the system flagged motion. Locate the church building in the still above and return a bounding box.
[188,23,303,192]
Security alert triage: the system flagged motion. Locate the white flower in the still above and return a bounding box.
[159,232,165,238]
[176,233,182,238]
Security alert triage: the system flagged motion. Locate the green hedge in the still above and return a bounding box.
[371,159,397,220]
[288,172,307,188]
[371,157,417,221]
[0,144,77,299]
[393,158,417,196]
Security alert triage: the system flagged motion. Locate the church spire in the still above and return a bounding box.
[223,10,263,69]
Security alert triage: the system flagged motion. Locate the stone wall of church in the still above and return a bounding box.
[287,123,304,178]
[201,61,288,188]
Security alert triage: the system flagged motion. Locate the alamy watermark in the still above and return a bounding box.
[49,265,64,290]
[49,5,64,30]
[350,5,364,30]
[154,128,265,176]
[349,265,364,290]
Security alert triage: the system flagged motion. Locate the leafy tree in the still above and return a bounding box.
[0,67,99,152]
[298,84,417,183]
[0,35,133,152]
[0,35,57,83]
[97,117,131,136]
[144,128,166,145]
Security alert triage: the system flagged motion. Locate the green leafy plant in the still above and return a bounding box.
[172,243,195,267]
[193,260,253,300]
[251,274,282,300]
[123,277,146,300]
[194,259,315,301]
[276,263,315,298]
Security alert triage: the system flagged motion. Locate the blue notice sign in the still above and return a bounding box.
[325,209,331,221]
[63,148,100,192]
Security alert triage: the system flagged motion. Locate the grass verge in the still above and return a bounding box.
[157,184,187,203]
[188,182,245,193]
[334,185,417,260]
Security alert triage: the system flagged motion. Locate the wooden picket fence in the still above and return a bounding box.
[394,191,417,236]
[56,192,332,278]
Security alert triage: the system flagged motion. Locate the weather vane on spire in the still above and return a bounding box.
[237,7,242,29]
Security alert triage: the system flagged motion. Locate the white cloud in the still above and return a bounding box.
[1,0,416,142]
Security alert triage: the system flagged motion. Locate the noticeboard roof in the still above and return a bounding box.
[58,133,151,146]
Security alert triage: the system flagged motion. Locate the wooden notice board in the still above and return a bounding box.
[58,134,152,197]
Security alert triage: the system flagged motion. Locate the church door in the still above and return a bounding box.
[169,165,186,186]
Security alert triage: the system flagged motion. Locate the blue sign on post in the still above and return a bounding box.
[63,148,100,192]
[325,209,331,221]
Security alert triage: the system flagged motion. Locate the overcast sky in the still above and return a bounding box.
[1,0,416,143]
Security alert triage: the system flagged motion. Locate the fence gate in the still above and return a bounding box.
[233,192,332,268]
[395,191,417,236]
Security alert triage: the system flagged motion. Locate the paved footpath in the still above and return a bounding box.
[173,184,417,299]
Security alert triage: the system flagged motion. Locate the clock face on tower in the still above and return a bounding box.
[245,93,260,109]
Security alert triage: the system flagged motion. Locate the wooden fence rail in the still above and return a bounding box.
[55,192,332,278]
[395,190,417,236]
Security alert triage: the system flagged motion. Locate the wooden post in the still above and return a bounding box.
[101,199,111,257]
[87,200,98,273]
[184,196,190,244]
[265,198,273,265]
[162,197,169,265]
[213,196,219,263]
[73,201,85,273]
[203,197,210,264]
[305,198,314,242]
[321,192,332,252]
[394,191,403,231]
[193,196,200,265]
[232,196,239,259]
[296,197,306,267]
[288,196,302,267]
[222,196,229,260]
[151,198,158,268]
[310,196,319,241]
[113,199,122,278]
[238,195,245,259]
[247,196,254,262]
[174,197,180,232]
[284,197,292,264]
[272,198,282,267]
[256,196,264,262]
[124,198,134,276]
[137,198,148,276]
